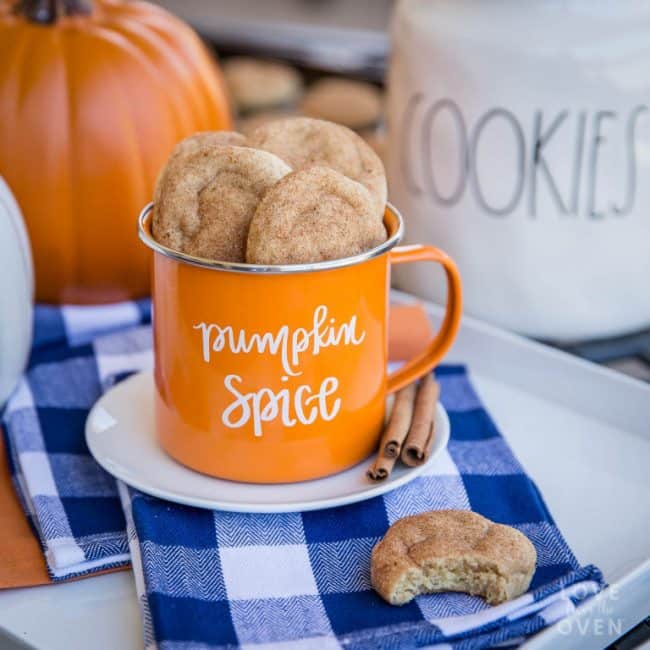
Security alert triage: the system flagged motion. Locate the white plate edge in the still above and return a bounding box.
[85,371,450,513]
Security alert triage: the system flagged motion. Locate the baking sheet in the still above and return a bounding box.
[0,292,648,649]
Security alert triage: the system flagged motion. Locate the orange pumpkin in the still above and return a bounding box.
[0,0,232,303]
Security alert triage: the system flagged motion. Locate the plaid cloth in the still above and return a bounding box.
[2,301,151,578]
[2,301,603,648]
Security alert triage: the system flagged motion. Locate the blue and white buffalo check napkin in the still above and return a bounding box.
[2,300,604,648]
[2,301,151,577]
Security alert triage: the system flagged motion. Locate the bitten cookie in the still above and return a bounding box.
[153,145,291,262]
[248,117,387,218]
[371,510,536,606]
[223,57,303,112]
[246,166,387,265]
[301,77,383,130]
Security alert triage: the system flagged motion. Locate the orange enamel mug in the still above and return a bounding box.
[138,203,462,483]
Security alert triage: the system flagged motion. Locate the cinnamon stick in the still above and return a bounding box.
[382,382,417,458]
[366,454,397,482]
[366,382,417,481]
[401,374,439,467]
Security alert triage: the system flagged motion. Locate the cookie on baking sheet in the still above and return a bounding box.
[223,57,303,112]
[301,77,383,130]
[246,166,387,265]
[248,117,387,218]
[371,510,536,606]
[153,145,291,262]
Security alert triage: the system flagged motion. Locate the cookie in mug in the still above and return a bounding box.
[248,117,387,219]
[153,139,290,262]
[246,166,387,265]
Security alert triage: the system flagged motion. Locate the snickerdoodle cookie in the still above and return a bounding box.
[168,131,248,158]
[153,145,291,262]
[248,117,387,218]
[238,110,298,137]
[154,132,248,208]
[371,510,536,606]
[246,166,387,265]
[301,78,383,130]
[223,57,303,112]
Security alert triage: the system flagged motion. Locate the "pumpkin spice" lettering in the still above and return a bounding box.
[193,306,366,437]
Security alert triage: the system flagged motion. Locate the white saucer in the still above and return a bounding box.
[85,371,450,513]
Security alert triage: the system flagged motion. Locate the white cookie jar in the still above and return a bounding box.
[388,0,650,340]
[0,176,33,406]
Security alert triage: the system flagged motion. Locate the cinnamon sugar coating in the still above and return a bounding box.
[153,131,248,210]
[153,144,291,262]
[371,510,536,606]
[246,166,387,265]
[248,117,387,218]
[167,131,248,158]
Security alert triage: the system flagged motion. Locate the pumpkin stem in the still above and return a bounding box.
[14,0,92,24]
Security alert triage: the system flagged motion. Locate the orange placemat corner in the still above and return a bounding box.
[388,302,434,361]
[1,427,129,590]
[0,427,51,588]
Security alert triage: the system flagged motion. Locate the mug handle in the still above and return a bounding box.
[386,245,463,393]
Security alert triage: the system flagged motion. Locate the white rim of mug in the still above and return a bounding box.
[137,202,404,274]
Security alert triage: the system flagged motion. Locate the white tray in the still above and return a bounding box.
[1,290,648,650]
